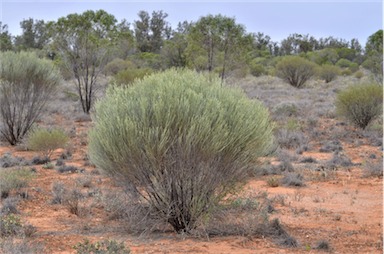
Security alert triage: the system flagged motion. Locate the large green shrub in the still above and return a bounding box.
[276,56,317,88]
[0,51,61,145]
[336,83,383,129]
[89,69,275,233]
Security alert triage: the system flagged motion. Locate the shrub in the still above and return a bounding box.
[336,58,353,68]
[249,60,266,77]
[0,51,61,145]
[354,70,364,79]
[0,168,34,199]
[27,127,68,159]
[103,58,134,76]
[0,153,28,168]
[318,64,340,83]
[336,83,383,129]
[0,214,23,237]
[89,68,275,233]
[281,173,305,187]
[73,239,130,254]
[276,56,317,88]
[113,68,153,86]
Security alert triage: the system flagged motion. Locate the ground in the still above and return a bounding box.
[0,75,382,253]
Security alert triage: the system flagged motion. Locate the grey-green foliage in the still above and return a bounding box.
[276,56,317,88]
[336,83,383,129]
[0,51,61,145]
[89,69,275,233]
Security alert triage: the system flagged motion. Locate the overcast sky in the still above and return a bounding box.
[0,0,382,45]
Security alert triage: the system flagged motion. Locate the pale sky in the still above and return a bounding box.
[0,0,382,45]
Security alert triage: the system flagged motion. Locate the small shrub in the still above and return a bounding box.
[281,173,305,187]
[267,218,298,247]
[336,83,383,129]
[319,140,343,153]
[0,168,34,199]
[89,68,275,233]
[1,197,20,215]
[276,56,317,88]
[0,51,61,145]
[51,181,67,204]
[57,165,79,174]
[318,64,340,83]
[354,70,363,79]
[326,152,353,168]
[113,68,153,86]
[0,214,23,237]
[42,162,54,169]
[272,103,298,120]
[276,129,308,149]
[267,177,279,187]
[103,58,134,76]
[336,58,353,68]
[249,61,266,77]
[30,155,50,165]
[73,239,130,254]
[362,159,383,178]
[314,240,331,251]
[27,127,68,159]
[0,153,28,168]
[64,189,87,217]
[0,239,44,254]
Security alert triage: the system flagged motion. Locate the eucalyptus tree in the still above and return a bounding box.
[0,22,13,51]
[362,30,383,83]
[14,18,49,50]
[134,10,171,53]
[48,10,118,113]
[187,14,252,83]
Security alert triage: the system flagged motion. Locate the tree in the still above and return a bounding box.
[89,69,275,233]
[276,56,317,88]
[0,51,61,145]
[187,14,252,82]
[363,30,383,83]
[134,10,170,53]
[0,22,13,51]
[48,10,118,113]
[14,18,49,50]
[160,21,191,68]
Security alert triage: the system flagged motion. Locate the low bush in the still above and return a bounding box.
[0,153,29,168]
[103,58,134,76]
[0,168,34,199]
[362,159,383,178]
[89,68,275,233]
[281,173,305,187]
[318,64,340,83]
[73,239,130,254]
[336,83,383,129]
[27,127,68,159]
[113,68,153,86]
[276,56,317,88]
